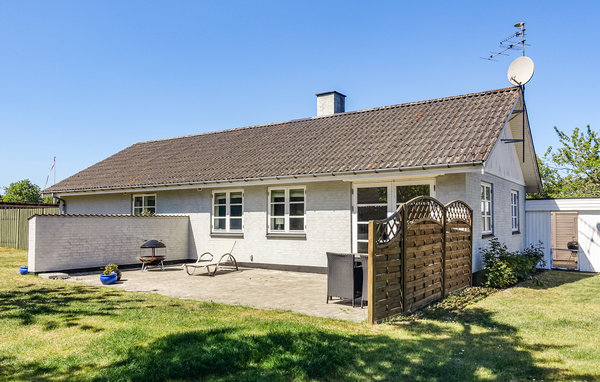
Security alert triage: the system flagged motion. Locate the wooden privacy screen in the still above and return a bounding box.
[367,196,473,323]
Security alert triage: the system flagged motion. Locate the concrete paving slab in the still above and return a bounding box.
[65,265,368,322]
[38,272,71,280]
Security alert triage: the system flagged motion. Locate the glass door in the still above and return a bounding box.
[353,181,434,253]
[355,187,388,254]
[395,184,431,209]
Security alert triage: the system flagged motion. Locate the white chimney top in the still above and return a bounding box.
[316,91,346,116]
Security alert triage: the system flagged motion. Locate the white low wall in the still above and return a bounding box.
[28,215,189,273]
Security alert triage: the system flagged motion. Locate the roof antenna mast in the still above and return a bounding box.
[483,22,527,61]
[483,22,534,164]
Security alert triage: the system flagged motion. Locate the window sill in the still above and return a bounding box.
[482,233,495,239]
[512,231,521,235]
[210,232,244,238]
[266,232,307,240]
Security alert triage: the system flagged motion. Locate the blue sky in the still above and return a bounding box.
[1,1,598,190]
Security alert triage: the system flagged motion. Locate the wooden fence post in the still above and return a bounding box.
[441,205,447,297]
[16,208,21,249]
[367,220,375,324]
[469,207,474,286]
[401,205,408,313]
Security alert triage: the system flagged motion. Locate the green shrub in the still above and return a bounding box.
[103,262,119,275]
[507,242,545,280]
[481,238,545,288]
[485,261,517,288]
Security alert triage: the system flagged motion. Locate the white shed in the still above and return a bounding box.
[525,198,600,273]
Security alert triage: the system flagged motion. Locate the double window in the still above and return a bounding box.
[511,190,520,232]
[268,187,305,232]
[212,191,243,232]
[481,183,493,235]
[133,194,156,215]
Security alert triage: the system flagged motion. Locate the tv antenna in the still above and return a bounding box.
[483,22,535,164]
[483,22,527,61]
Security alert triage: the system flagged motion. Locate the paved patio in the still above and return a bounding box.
[67,265,368,322]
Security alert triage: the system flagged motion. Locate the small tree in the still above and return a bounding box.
[528,154,566,199]
[529,125,600,198]
[550,125,600,197]
[2,179,43,203]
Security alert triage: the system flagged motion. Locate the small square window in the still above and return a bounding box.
[133,194,156,215]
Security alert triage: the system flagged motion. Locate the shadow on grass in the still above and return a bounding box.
[0,354,97,382]
[0,297,596,381]
[520,269,597,290]
[0,283,144,330]
[85,308,593,381]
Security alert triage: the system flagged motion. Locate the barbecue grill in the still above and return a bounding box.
[139,240,166,271]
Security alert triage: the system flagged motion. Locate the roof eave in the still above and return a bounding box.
[45,161,484,196]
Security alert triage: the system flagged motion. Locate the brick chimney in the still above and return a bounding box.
[316,91,346,116]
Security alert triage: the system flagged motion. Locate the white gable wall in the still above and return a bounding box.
[483,122,525,186]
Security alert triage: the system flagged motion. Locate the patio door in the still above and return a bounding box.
[355,186,389,254]
[352,181,434,253]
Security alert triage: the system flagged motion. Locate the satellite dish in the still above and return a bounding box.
[507,56,535,86]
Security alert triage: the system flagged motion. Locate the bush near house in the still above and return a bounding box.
[482,238,545,288]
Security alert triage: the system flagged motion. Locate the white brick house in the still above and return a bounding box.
[41,88,541,273]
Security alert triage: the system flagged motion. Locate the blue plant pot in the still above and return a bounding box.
[19,266,28,275]
[100,272,117,285]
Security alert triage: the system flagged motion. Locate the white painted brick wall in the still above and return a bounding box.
[28,215,189,273]
[58,174,529,272]
[157,182,352,268]
[65,193,132,214]
[470,172,527,271]
[437,172,527,271]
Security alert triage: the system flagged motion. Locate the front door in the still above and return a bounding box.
[352,182,433,253]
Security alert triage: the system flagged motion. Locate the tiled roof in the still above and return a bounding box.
[46,87,521,193]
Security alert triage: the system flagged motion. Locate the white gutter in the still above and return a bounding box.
[47,161,483,197]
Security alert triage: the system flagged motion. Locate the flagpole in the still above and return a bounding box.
[53,156,56,185]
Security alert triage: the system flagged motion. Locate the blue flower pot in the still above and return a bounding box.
[19,266,28,275]
[100,272,117,285]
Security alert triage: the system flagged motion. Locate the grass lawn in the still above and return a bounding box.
[1,247,599,381]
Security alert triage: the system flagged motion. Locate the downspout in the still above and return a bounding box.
[51,193,67,214]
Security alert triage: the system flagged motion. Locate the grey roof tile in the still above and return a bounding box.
[46,87,520,192]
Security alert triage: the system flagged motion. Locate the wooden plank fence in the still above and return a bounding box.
[0,207,59,249]
[368,196,472,323]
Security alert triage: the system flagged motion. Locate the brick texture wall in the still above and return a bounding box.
[28,215,189,273]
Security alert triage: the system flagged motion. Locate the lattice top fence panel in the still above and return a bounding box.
[375,196,446,247]
[368,196,473,324]
[375,207,403,248]
[445,200,473,225]
[405,196,445,226]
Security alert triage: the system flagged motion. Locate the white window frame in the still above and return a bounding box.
[132,194,156,215]
[351,179,436,253]
[212,189,244,233]
[511,190,519,232]
[268,186,306,233]
[481,182,493,235]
